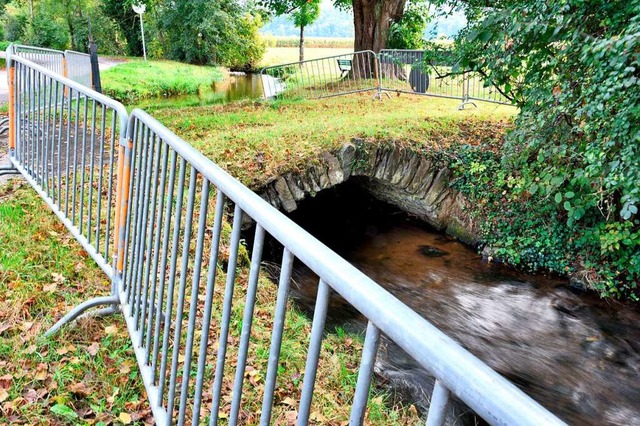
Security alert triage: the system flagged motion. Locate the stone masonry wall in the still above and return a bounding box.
[257,139,480,245]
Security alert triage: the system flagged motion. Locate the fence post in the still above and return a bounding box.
[7,47,15,153]
[114,137,132,275]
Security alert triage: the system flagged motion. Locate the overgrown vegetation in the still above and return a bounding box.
[101,60,225,103]
[0,181,422,424]
[442,0,640,298]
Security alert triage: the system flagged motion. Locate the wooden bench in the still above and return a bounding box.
[337,59,352,77]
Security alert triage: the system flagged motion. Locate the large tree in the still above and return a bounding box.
[350,0,407,52]
[260,0,409,53]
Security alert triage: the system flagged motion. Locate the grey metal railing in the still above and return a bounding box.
[261,49,511,108]
[6,48,127,331]
[11,44,66,76]
[5,45,564,425]
[260,51,380,100]
[65,50,92,88]
[11,44,95,89]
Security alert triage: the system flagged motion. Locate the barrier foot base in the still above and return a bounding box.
[458,100,478,110]
[0,166,20,177]
[45,295,120,337]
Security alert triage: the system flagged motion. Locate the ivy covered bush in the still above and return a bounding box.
[448,0,639,299]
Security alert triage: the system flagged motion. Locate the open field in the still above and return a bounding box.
[262,36,354,49]
[260,47,354,67]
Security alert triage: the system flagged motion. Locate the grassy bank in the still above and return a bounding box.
[147,94,515,187]
[101,60,225,103]
[0,182,420,424]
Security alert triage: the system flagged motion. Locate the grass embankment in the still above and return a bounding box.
[147,94,515,187]
[101,60,225,104]
[0,182,420,424]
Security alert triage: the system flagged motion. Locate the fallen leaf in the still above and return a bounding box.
[285,410,297,425]
[104,325,118,335]
[56,344,76,355]
[0,323,11,335]
[51,273,65,283]
[43,283,57,292]
[281,397,296,407]
[34,370,48,381]
[22,389,38,403]
[0,389,9,402]
[69,382,90,396]
[118,412,132,424]
[87,342,99,356]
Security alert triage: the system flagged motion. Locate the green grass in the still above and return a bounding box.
[101,59,225,104]
[146,94,515,187]
[0,182,422,424]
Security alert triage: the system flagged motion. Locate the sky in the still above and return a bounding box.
[261,1,467,39]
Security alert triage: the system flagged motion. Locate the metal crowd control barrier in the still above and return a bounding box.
[4,45,564,425]
[10,44,95,89]
[261,49,511,108]
[10,44,66,76]
[64,50,92,87]
[5,48,127,331]
[260,51,380,99]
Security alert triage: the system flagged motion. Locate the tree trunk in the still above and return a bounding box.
[352,0,407,53]
[299,24,305,62]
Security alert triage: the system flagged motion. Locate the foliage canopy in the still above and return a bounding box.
[449,0,640,298]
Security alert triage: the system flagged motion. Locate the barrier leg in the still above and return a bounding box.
[44,295,120,337]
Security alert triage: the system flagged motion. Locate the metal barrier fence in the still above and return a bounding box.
[65,50,92,87]
[10,44,95,89]
[261,49,511,108]
[10,44,66,76]
[260,51,379,99]
[5,49,127,329]
[4,46,564,425]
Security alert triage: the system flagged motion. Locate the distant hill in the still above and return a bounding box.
[261,5,355,38]
[260,3,466,40]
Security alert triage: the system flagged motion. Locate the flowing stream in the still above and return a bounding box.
[279,181,640,425]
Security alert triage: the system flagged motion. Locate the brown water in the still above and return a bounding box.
[281,181,640,425]
[135,74,269,110]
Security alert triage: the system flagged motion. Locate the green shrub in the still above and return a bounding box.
[23,15,69,50]
[3,13,27,42]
